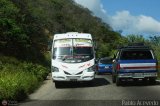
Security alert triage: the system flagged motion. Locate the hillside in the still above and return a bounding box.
[0,0,121,60]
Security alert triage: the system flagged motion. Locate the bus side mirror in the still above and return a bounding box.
[112,54,116,63]
[112,59,116,63]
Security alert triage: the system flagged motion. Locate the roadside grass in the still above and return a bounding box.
[0,55,49,101]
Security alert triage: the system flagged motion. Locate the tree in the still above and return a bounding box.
[0,0,29,56]
[126,34,145,43]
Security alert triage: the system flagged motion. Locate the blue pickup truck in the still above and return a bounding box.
[112,44,158,86]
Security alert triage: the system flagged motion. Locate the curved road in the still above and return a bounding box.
[20,74,160,106]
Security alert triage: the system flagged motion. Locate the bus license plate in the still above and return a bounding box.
[68,76,78,81]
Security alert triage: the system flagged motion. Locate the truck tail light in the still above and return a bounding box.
[116,64,120,70]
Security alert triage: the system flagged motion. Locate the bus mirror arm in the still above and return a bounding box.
[112,54,116,63]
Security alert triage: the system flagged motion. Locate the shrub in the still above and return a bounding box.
[0,56,49,101]
[20,62,49,81]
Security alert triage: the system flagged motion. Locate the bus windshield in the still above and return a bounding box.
[53,39,94,63]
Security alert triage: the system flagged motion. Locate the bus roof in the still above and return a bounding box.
[53,32,92,40]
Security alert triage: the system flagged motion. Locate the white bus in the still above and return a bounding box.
[51,32,96,87]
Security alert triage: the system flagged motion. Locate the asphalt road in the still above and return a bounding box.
[20,74,160,106]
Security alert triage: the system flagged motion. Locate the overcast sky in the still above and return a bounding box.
[74,0,160,36]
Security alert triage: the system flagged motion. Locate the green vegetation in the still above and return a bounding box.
[0,55,49,100]
[0,0,160,101]
[0,0,121,59]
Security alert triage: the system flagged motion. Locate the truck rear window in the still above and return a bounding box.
[99,59,112,64]
[120,50,153,60]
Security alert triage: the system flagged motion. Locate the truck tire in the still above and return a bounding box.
[116,77,121,86]
[112,74,116,83]
[149,78,156,84]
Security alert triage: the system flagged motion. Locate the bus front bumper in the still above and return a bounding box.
[52,73,95,82]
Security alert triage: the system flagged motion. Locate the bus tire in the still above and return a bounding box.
[55,81,62,88]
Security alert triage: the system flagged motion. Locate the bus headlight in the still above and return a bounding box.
[87,66,94,72]
[51,66,59,72]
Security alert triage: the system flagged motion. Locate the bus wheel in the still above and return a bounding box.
[55,81,62,88]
